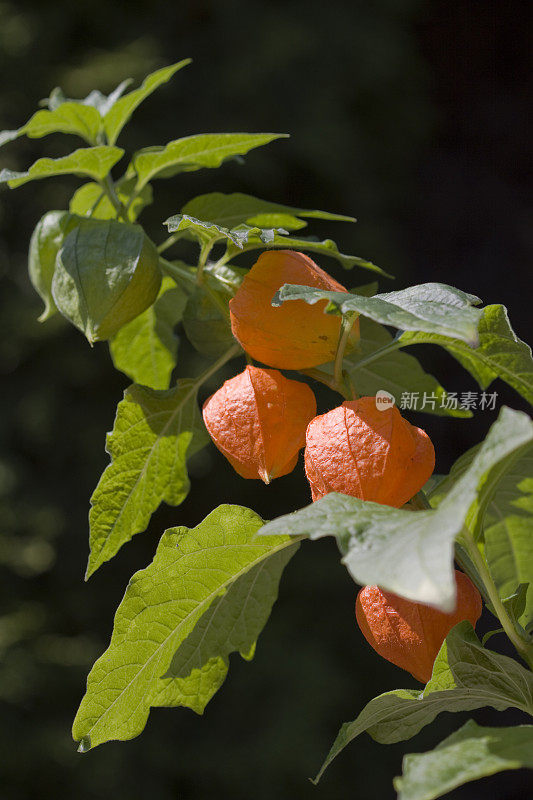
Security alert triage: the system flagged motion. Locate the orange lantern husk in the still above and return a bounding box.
[355,572,483,683]
[229,249,359,370]
[305,397,435,507]
[202,365,317,482]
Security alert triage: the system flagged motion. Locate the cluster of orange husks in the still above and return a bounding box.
[203,249,482,684]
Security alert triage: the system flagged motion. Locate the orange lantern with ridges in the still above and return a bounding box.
[229,249,359,369]
[305,397,435,507]
[202,365,316,483]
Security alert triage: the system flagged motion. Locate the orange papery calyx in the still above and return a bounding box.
[202,365,317,483]
[229,249,360,370]
[355,572,483,683]
[304,396,435,507]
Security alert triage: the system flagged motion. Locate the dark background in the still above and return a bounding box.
[0,1,531,798]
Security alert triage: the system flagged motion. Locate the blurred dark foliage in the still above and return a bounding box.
[0,1,531,798]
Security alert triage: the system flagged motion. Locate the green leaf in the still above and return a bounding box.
[0,103,103,147]
[180,191,356,228]
[73,505,298,749]
[103,60,192,145]
[164,213,282,248]
[182,265,242,359]
[395,720,533,800]
[109,276,186,389]
[274,282,482,345]
[226,231,388,275]
[28,211,81,321]
[331,317,471,417]
[164,543,298,682]
[86,379,209,578]
[52,218,161,342]
[0,146,124,188]
[400,304,533,406]
[69,178,153,221]
[315,622,533,782]
[483,450,533,627]
[131,132,287,190]
[260,407,533,610]
[39,79,132,115]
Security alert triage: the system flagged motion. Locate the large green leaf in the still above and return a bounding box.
[52,218,161,342]
[86,380,209,578]
[329,317,471,417]
[432,443,533,628]
[0,146,124,188]
[131,132,287,190]
[180,191,356,229]
[109,276,187,389]
[73,505,298,750]
[0,103,103,147]
[399,304,533,406]
[395,720,533,800]
[103,60,191,145]
[260,407,533,610]
[315,622,533,782]
[274,282,482,345]
[69,178,153,221]
[28,211,81,321]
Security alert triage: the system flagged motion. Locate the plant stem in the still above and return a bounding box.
[159,257,197,289]
[99,175,128,222]
[334,313,357,394]
[158,233,183,254]
[301,368,351,399]
[196,242,213,284]
[194,342,241,388]
[348,338,404,374]
[412,490,533,666]
[459,527,533,669]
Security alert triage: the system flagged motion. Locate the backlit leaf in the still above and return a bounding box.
[73,505,298,749]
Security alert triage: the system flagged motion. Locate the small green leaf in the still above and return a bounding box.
[0,146,124,188]
[28,211,81,321]
[52,218,161,342]
[395,720,533,800]
[164,213,282,248]
[86,379,209,577]
[69,177,153,222]
[73,505,298,749]
[315,622,533,782]
[180,191,356,228]
[103,60,192,145]
[21,103,102,144]
[260,407,533,610]
[274,282,482,345]
[132,133,287,190]
[109,276,186,389]
[400,304,533,406]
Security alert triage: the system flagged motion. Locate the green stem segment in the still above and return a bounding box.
[459,527,533,670]
[333,312,358,396]
[194,342,242,388]
[159,257,197,289]
[412,490,533,669]
[301,368,351,399]
[100,175,128,222]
